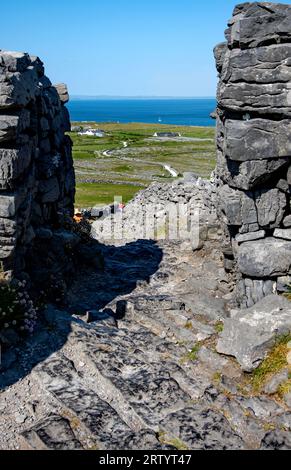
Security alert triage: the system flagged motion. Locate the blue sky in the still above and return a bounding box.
[1,0,290,97]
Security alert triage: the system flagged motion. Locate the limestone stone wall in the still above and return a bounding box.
[0,51,75,280]
[214,2,291,307]
[91,178,219,248]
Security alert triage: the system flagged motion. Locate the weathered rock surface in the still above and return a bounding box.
[225,3,291,50]
[217,295,291,372]
[0,50,75,280]
[238,238,291,278]
[264,369,289,395]
[224,119,291,162]
[1,236,290,450]
[1,2,291,452]
[215,2,291,307]
[274,228,291,241]
[217,152,289,191]
[91,178,219,249]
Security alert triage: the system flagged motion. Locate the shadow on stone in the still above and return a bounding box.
[0,238,163,390]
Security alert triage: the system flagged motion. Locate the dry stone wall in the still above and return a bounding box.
[91,178,219,248]
[0,51,75,280]
[214,2,291,307]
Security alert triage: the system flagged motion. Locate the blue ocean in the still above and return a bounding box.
[67,98,216,127]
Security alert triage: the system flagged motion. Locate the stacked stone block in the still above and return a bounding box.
[214,2,291,307]
[0,51,75,279]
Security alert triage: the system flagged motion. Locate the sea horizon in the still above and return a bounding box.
[67,97,216,127]
[70,95,216,100]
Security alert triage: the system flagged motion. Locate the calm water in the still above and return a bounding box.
[67,98,216,127]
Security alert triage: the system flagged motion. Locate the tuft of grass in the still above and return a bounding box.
[278,378,291,397]
[158,432,189,450]
[184,321,193,330]
[213,372,222,384]
[263,422,277,432]
[215,321,224,334]
[250,334,291,392]
[180,343,201,364]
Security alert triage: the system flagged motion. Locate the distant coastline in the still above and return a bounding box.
[67,98,216,127]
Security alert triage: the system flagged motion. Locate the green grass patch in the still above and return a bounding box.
[75,182,143,207]
[213,372,223,384]
[113,164,134,173]
[278,375,291,397]
[180,343,201,364]
[70,122,216,208]
[215,322,224,334]
[158,432,189,451]
[73,151,96,160]
[250,334,291,392]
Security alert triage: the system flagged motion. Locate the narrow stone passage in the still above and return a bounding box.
[1,234,291,450]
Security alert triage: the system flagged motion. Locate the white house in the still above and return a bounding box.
[78,129,105,137]
[153,132,181,138]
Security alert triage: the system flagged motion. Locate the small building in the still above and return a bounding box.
[78,129,106,137]
[71,125,83,132]
[153,132,181,138]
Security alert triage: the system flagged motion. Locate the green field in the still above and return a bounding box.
[70,122,216,208]
[75,183,144,207]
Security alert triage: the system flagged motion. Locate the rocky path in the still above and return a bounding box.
[1,239,291,450]
[102,141,179,179]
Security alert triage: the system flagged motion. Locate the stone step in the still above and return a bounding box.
[30,353,165,450]
[106,294,217,345]
[159,405,245,450]
[20,415,84,450]
[67,327,195,425]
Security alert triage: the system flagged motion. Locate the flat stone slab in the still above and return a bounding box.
[224,119,291,162]
[160,405,244,450]
[274,229,291,241]
[236,231,265,244]
[20,415,84,450]
[217,295,291,372]
[238,238,291,278]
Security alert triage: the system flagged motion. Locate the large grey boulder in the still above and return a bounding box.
[255,188,286,229]
[214,42,228,73]
[0,67,39,109]
[238,238,291,278]
[0,146,32,189]
[0,51,31,73]
[0,115,19,142]
[221,44,291,84]
[0,192,25,218]
[226,3,291,49]
[218,185,243,226]
[218,186,286,231]
[224,119,291,162]
[217,295,291,372]
[218,81,291,116]
[237,278,276,309]
[217,152,289,191]
[54,83,69,104]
